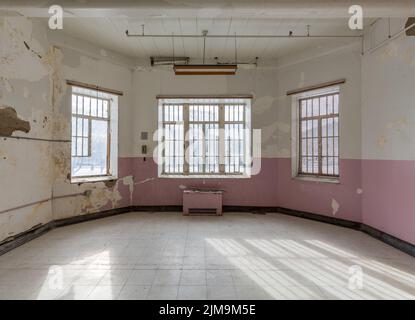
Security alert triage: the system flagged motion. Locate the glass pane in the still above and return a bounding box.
[301,100,306,118]
[82,119,88,137]
[83,137,88,155]
[301,121,307,139]
[77,118,83,136]
[103,100,108,118]
[320,97,327,115]
[334,117,339,136]
[312,120,318,137]
[328,118,333,136]
[91,98,97,116]
[322,119,327,137]
[334,94,339,114]
[327,95,333,114]
[83,97,90,115]
[71,120,108,177]
[312,98,319,116]
[97,100,103,117]
[71,116,76,136]
[72,95,77,114]
[77,96,83,114]
[307,99,312,117]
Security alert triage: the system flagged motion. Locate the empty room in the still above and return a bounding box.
[0,0,415,305]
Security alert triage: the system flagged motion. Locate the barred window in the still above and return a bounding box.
[299,92,339,177]
[158,97,251,177]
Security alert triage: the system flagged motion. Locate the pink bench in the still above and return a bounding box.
[183,189,223,216]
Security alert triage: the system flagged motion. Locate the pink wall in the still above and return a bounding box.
[130,157,278,207]
[277,159,362,223]
[362,160,415,245]
[116,157,414,245]
[124,157,361,224]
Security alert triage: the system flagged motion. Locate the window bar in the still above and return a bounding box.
[326,96,329,175]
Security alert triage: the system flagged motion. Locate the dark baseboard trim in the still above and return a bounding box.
[0,222,54,257]
[53,207,131,228]
[1,205,414,258]
[360,224,415,257]
[131,205,182,212]
[277,207,361,229]
[0,207,131,256]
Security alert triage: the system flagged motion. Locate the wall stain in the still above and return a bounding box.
[104,179,117,188]
[0,106,31,136]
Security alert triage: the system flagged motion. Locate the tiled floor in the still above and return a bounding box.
[0,212,414,300]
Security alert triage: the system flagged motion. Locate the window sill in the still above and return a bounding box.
[293,175,340,184]
[159,174,251,179]
[71,175,117,184]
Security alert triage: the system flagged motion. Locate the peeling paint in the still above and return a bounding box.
[331,198,340,215]
[0,106,31,136]
[356,188,363,195]
[386,117,409,130]
[135,177,156,185]
[377,135,387,149]
[104,179,117,188]
[122,175,134,204]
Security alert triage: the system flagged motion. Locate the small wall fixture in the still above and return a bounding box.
[173,64,237,75]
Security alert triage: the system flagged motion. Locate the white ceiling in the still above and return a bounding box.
[5,0,410,62]
[38,17,363,61]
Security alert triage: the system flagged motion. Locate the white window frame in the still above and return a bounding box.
[291,85,340,184]
[70,85,118,183]
[157,97,252,178]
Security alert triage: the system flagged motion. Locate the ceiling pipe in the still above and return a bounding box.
[363,21,415,55]
[125,30,362,39]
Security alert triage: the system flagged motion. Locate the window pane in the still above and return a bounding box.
[72,120,108,176]
[72,95,77,114]
[77,96,83,114]
[320,96,327,115]
[103,100,108,118]
[91,98,97,116]
[312,98,319,116]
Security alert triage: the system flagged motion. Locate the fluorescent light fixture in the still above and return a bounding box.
[173,64,237,75]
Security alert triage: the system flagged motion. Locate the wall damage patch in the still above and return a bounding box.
[0,106,31,136]
[331,198,340,215]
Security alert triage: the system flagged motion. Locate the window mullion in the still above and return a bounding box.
[183,104,189,175]
[318,118,322,176]
[219,104,225,174]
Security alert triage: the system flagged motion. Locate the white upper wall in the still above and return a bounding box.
[276,42,362,159]
[362,18,415,160]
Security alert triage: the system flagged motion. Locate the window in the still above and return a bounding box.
[158,97,251,177]
[297,91,339,177]
[70,86,118,182]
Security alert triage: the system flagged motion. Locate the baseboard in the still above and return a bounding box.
[360,224,415,257]
[0,207,131,257]
[0,222,55,257]
[1,205,414,258]
[277,207,361,229]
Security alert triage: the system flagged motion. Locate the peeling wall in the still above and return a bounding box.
[0,15,135,243]
[0,16,54,242]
